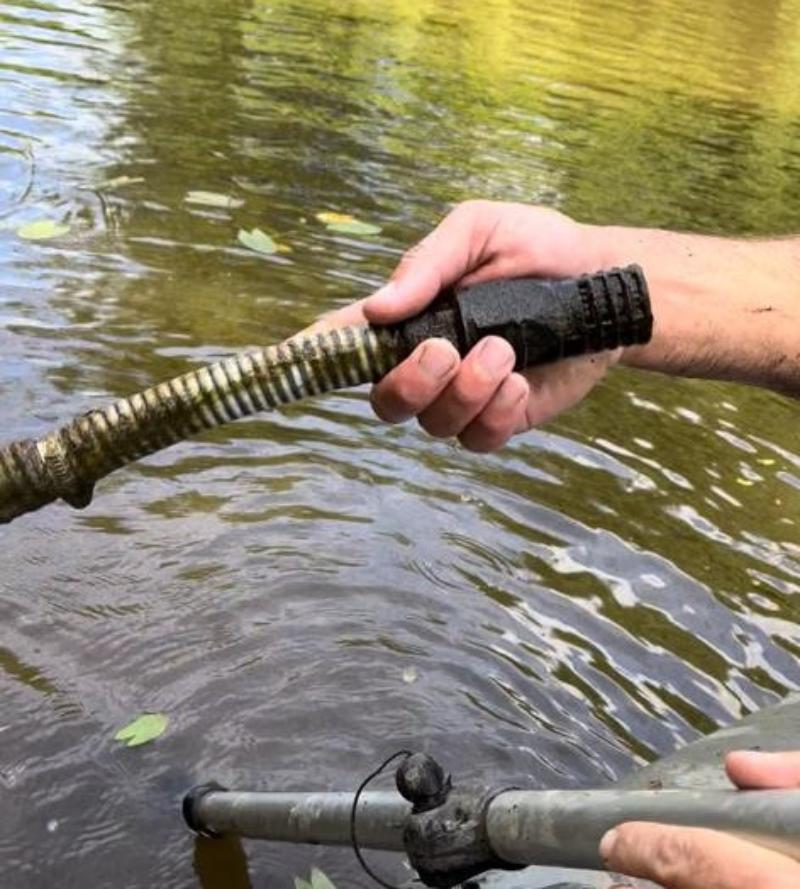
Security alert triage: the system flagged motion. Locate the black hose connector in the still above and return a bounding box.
[394,264,651,371]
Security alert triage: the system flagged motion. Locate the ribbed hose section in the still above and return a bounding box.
[0,326,400,525]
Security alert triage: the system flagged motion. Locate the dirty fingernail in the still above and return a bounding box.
[600,828,618,862]
[418,342,457,379]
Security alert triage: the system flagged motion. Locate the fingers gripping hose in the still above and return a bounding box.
[0,265,651,525]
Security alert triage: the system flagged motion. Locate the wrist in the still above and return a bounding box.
[582,224,800,394]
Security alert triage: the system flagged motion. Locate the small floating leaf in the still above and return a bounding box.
[310,869,337,889]
[757,458,776,466]
[17,220,70,241]
[238,227,278,255]
[316,211,355,225]
[114,712,168,747]
[186,190,244,210]
[402,666,418,684]
[735,477,755,487]
[324,219,382,236]
[102,175,145,189]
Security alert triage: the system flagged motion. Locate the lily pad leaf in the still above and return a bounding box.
[17,220,70,241]
[186,190,244,210]
[324,219,382,236]
[310,869,337,889]
[315,211,355,225]
[114,712,168,747]
[238,227,279,255]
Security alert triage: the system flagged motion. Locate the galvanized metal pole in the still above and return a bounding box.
[185,785,800,869]
[485,788,800,869]
[186,789,409,850]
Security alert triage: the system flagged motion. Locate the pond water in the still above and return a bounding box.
[1,0,800,886]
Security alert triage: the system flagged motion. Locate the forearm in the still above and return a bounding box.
[585,224,800,395]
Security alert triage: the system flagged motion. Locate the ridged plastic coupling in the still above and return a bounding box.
[392,264,652,371]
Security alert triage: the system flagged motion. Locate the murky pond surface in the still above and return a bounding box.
[1,1,800,886]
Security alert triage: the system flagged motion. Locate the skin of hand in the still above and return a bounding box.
[315,200,800,451]
[600,750,800,889]
[314,200,622,452]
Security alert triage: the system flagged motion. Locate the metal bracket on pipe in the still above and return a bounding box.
[395,753,522,888]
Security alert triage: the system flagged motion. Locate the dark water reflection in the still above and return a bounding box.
[1,0,800,886]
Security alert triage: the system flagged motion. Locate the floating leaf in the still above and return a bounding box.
[238,227,278,255]
[186,190,243,210]
[735,478,755,487]
[310,869,337,889]
[757,458,776,466]
[17,220,70,241]
[324,219,382,236]
[316,211,355,225]
[114,712,168,747]
[402,666,418,684]
[101,175,145,189]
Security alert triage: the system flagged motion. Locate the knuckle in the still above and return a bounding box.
[397,232,436,269]
[447,377,486,412]
[453,198,489,218]
[648,830,707,886]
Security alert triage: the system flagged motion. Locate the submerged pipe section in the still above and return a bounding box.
[0,265,652,524]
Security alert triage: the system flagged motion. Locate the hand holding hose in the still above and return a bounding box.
[602,751,800,889]
[316,201,615,452]
[322,199,800,449]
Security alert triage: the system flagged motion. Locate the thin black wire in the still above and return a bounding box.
[350,750,413,889]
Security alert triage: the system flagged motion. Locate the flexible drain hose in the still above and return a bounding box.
[0,265,652,525]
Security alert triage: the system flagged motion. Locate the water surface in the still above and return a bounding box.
[1,1,800,886]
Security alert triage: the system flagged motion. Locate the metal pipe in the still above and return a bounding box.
[184,786,800,869]
[485,788,800,869]
[187,788,410,850]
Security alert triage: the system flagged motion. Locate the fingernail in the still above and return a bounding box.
[600,828,618,862]
[477,337,515,375]
[418,342,457,380]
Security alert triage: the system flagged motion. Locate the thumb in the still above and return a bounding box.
[600,822,800,889]
[363,200,495,325]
